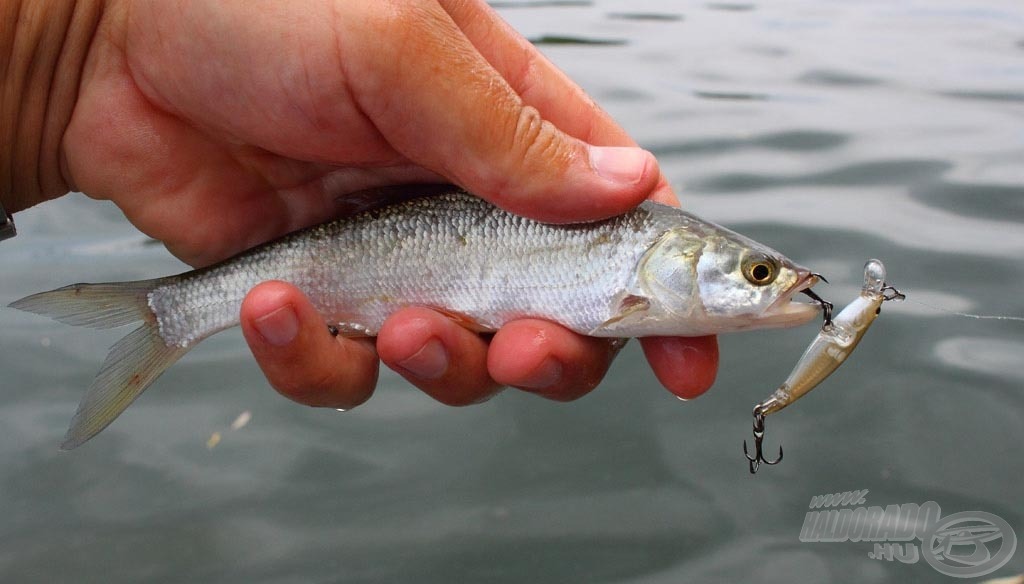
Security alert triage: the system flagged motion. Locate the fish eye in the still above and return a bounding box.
[742,257,778,286]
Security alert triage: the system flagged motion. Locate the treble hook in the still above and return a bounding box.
[743,405,783,474]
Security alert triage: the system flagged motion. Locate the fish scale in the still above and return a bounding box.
[150,193,668,347]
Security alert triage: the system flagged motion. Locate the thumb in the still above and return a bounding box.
[345,5,659,223]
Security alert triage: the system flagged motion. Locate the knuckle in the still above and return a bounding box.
[486,105,566,197]
[510,106,564,169]
[508,43,542,99]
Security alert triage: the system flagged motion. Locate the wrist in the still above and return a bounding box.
[1,0,105,213]
[0,197,14,241]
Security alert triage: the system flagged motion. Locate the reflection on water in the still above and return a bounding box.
[935,337,1024,381]
[2,0,1023,582]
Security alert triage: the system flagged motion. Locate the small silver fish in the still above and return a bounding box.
[11,187,822,449]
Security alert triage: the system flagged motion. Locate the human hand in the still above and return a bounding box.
[32,0,719,408]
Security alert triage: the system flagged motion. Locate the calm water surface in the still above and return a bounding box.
[2,1,1022,582]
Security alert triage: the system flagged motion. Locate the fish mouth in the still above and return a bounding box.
[759,269,824,328]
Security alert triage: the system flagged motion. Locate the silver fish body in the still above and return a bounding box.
[11,189,821,448]
[153,192,693,345]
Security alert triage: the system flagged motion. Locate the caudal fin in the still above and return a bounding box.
[61,324,187,449]
[9,279,187,449]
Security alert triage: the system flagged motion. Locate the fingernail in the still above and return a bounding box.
[253,305,300,346]
[589,146,649,185]
[518,358,563,390]
[398,338,448,380]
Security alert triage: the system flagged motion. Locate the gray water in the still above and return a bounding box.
[2,1,1022,582]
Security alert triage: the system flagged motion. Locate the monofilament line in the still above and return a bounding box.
[901,298,1024,322]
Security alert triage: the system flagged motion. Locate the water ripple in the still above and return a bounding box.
[606,12,683,22]
[490,0,592,7]
[693,90,770,101]
[939,89,1024,104]
[650,130,847,158]
[706,2,756,11]
[686,188,1024,258]
[910,180,1024,222]
[798,68,884,87]
[528,34,627,46]
[693,159,950,192]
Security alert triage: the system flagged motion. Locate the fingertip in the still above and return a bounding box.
[378,307,499,406]
[489,320,610,401]
[640,336,719,400]
[241,281,302,347]
[572,145,661,219]
[240,281,379,409]
[377,308,452,382]
[481,144,658,224]
[488,321,549,388]
[588,146,653,188]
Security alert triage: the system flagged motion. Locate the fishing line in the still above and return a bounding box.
[893,296,1024,322]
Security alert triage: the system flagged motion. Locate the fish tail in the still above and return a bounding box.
[9,278,188,449]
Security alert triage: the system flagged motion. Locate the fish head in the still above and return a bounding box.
[691,231,821,332]
[627,226,821,335]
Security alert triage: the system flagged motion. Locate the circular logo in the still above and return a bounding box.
[921,511,1017,578]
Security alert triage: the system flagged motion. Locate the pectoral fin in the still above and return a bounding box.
[590,294,651,335]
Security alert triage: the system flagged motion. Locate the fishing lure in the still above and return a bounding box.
[744,259,904,473]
